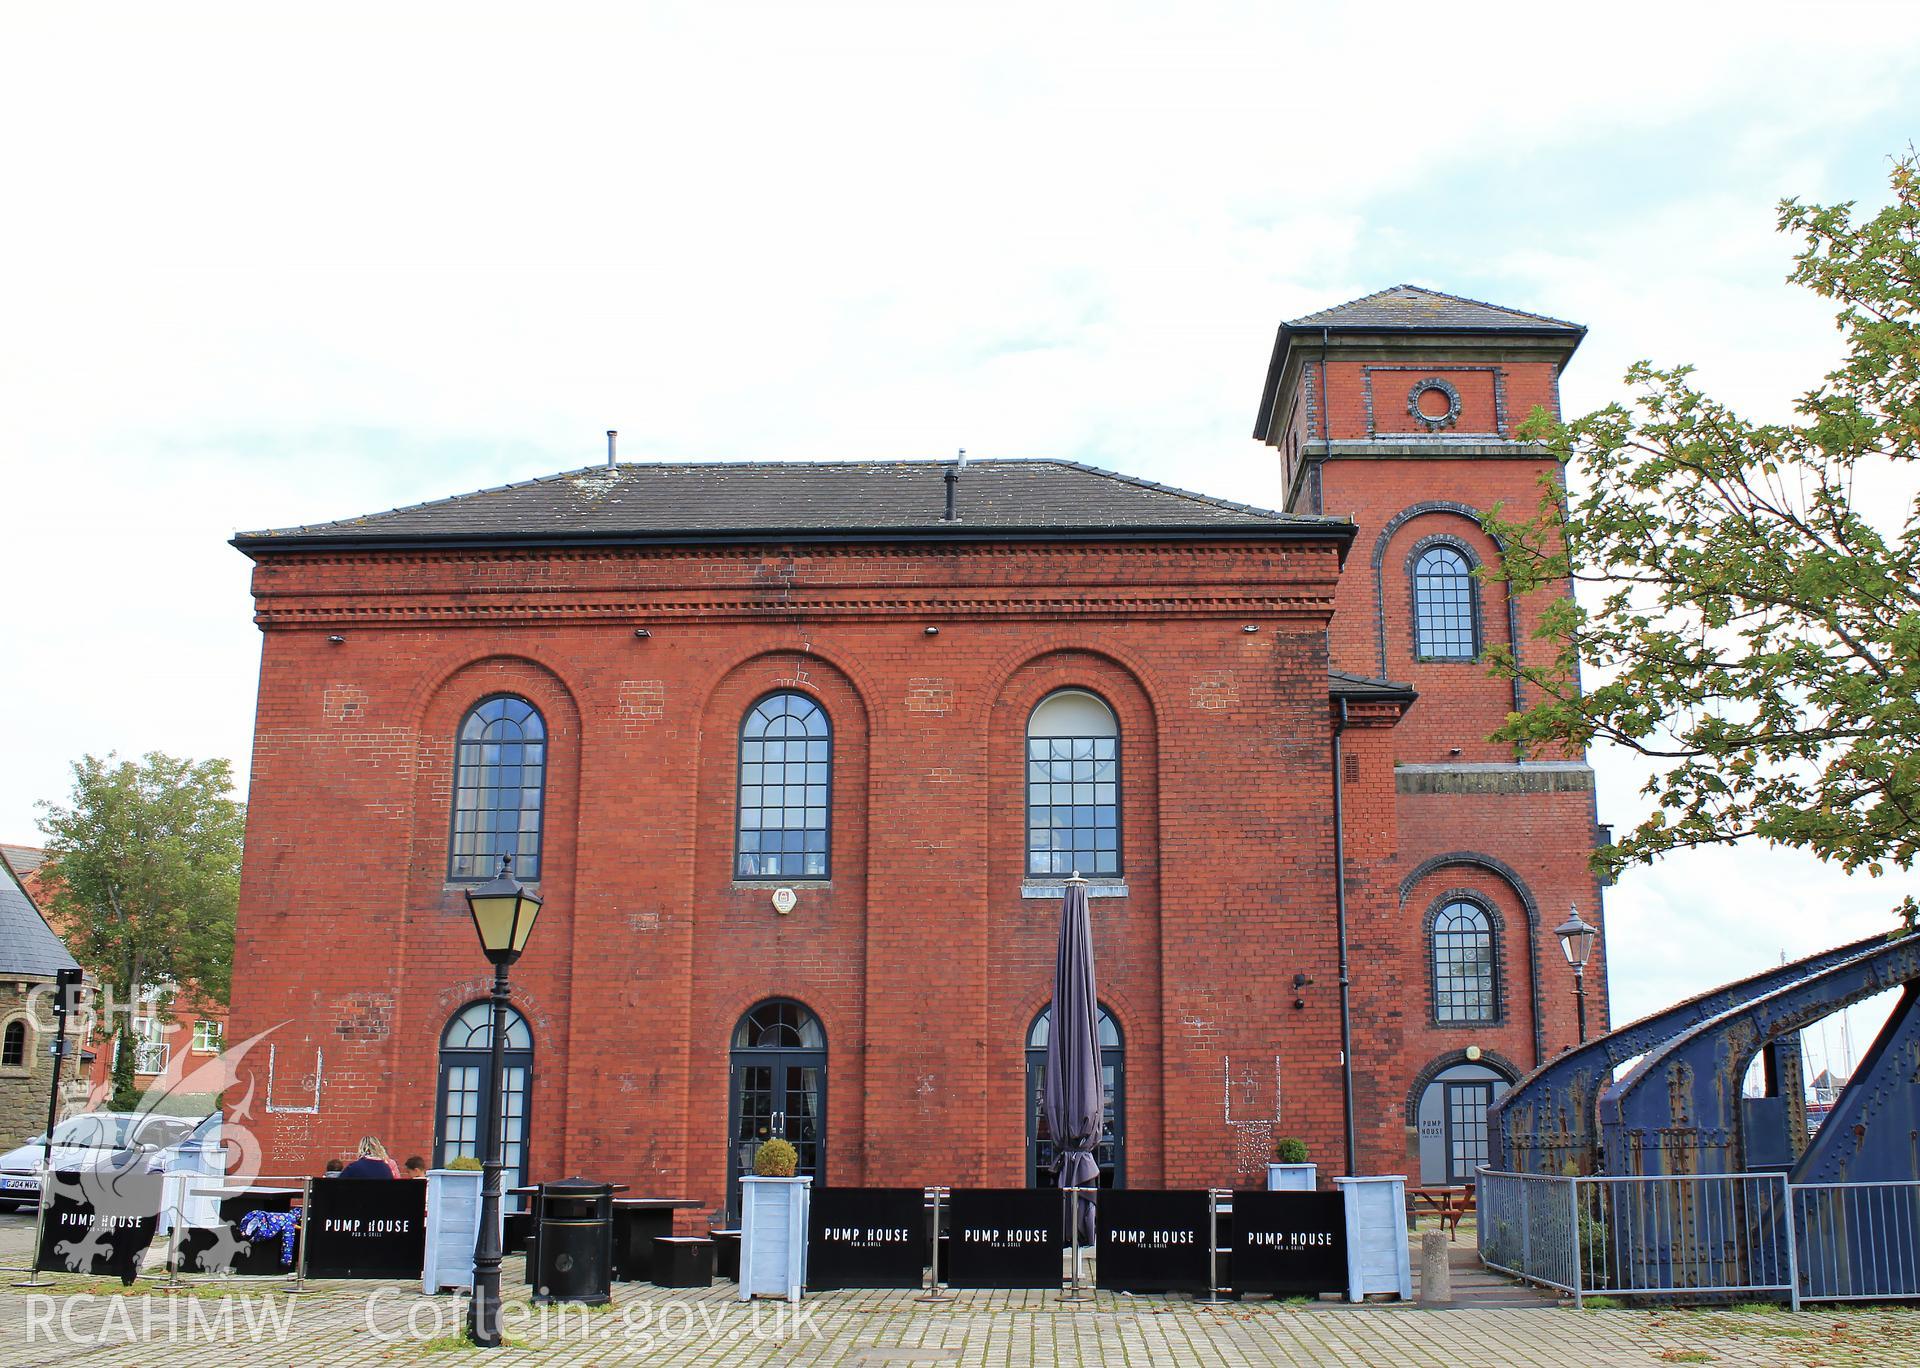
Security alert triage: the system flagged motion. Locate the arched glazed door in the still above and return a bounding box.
[1415,1061,1512,1184]
[1026,1004,1124,1187]
[727,999,826,1218]
[435,1001,533,1207]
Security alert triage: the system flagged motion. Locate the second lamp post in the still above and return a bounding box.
[463,855,543,1349]
[1555,903,1597,1045]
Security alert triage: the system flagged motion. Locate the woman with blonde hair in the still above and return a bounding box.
[339,1135,398,1180]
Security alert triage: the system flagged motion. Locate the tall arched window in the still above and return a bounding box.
[435,1001,534,1202]
[1026,1004,1124,1187]
[1,1019,26,1068]
[736,693,831,880]
[1431,899,1498,1024]
[1027,690,1120,877]
[1412,543,1479,661]
[449,695,547,881]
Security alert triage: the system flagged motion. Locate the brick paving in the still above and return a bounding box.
[4,1214,1919,1365]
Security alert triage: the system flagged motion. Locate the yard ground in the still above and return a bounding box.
[4,1210,1919,1366]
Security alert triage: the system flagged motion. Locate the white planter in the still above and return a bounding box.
[422,1169,496,1293]
[161,1141,222,1236]
[1266,1162,1318,1192]
[738,1176,810,1302]
[1335,1175,1412,1302]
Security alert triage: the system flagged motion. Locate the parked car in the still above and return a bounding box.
[0,1111,219,1212]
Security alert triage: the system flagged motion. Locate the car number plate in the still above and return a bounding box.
[0,1176,37,1191]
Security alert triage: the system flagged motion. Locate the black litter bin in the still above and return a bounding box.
[531,1178,614,1305]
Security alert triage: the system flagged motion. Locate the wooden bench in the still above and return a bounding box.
[1407,1185,1475,1240]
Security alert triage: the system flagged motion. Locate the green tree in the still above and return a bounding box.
[36,753,244,1108]
[1484,151,1919,924]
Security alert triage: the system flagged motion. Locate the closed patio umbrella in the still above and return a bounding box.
[1043,872,1101,1258]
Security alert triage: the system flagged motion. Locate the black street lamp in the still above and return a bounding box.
[463,855,543,1349]
[42,967,84,1170]
[1555,903,1598,1045]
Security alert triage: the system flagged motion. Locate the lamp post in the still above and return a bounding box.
[463,855,543,1349]
[42,967,84,1170]
[1555,903,1597,1045]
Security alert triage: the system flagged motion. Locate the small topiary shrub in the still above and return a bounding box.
[1274,1136,1310,1164]
[754,1138,799,1177]
[447,1156,484,1172]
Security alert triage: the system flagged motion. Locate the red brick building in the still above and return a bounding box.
[226,286,1607,1211]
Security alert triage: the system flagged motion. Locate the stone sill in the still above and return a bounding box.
[1021,881,1128,900]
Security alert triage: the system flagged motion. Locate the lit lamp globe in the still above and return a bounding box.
[1555,904,1596,971]
[465,855,543,965]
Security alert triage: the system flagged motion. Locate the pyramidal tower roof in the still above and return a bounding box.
[1253,285,1585,441]
[1285,284,1583,333]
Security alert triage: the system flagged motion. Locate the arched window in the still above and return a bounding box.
[1431,899,1498,1024]
[731,999,827,1050]
[1027,690,1120,877]
[1026,1003,1124,1187]
[435,1002,533,1203]
[1412,543,1479,661]
[1,1019,26,1068]
[736,693,831,880]
[449,695,547,881]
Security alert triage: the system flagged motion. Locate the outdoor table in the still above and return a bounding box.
[611,1198,704,1282]
[1406,1185,1474,1240]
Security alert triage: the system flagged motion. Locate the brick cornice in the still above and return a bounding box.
[252,588,1339,630]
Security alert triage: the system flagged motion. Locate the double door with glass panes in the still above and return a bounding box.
[727,1053,824,1218]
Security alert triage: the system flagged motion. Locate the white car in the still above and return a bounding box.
[0,1112,219,1211]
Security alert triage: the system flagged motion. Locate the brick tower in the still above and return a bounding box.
[1254,285,1610,1182]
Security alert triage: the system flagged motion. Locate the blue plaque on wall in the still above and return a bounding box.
[945,1188,1062,1288]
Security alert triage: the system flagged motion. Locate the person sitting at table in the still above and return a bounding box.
[323,1158,344,1176]
[403,1155,427,1179]
[339,1136,397,1180]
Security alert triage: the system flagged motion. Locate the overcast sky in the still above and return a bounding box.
[3,2,1916,1067]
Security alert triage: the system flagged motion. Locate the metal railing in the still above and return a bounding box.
[1482,1170,1920,1308]
[1479,1170,1797,1307]
[1792,1181,1920,1303]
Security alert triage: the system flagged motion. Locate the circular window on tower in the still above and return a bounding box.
[1408,377,1462,430]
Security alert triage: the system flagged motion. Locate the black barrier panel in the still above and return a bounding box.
[945,1188,1062,1288]
[303,1179,427,1279]
[1229,1190,1347,1296]
[1095,1189,1212,1293]
[179,1190,300,1276]
[37,1167,164,1284]
[807,1188,926,1290]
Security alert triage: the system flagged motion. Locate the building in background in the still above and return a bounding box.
[1,845,228,1112]
[225,286,1608,1210]
[0,851,82,1148]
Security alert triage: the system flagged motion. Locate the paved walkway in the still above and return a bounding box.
[4,1214,1919,1365]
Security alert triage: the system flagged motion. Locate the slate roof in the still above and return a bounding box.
[0,844,46,879]
[1286,284,1584,334]
[1328,669,1417,705]
[0,859,79,979]
[1253,285,1585,440]
[234,459,1350,550]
